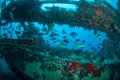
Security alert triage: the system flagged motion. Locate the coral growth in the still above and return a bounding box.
[87,64,104,77]
[94,9,103,18]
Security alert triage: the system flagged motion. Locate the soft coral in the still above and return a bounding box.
[87,64,95,73]
[87,64,103,77]
[70,62,79,68]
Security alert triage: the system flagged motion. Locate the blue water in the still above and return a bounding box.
[1,22,108,53]
[40,23,108,52]
[86,0,118,9]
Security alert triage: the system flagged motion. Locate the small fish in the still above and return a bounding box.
[49,33,54,37]
[88,44,91,46]
[11,7,16,12]
[10,12,14,20]
[82,40,85,43]
[62,29,67,34]
[102,39,110,46]
[46,43,50,46]
[3,28,7,30]
[2,33,7,37]
[49,32,59,37]
[91,47,95,50]
[94,33,101,39]
[97,46,100,49]
[73,43,85,48]
[51,37,56,40]
[69,32,77,37]
[63,39,69,43]
[8,23,12,29]
[63,36,67,39]
[75,39,80,43]
[46,40,49,43]
[94,30,98,35]
[94,49,97,52]
[42,27,48,31]
[55,43,67,48]
[54,33,59,36]
[53,41,57,43]
[16,25,22,30]
[7,30,12,34]
[15,30,21,34]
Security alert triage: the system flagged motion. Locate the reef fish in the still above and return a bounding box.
[63,39,69,44]
[94,33,101,39]
[75,39,80,43]
[73,43,85,48]
[16,25,22,30]
[62,29,67,34]
[69,32,77,37]
[55,43,67,49]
